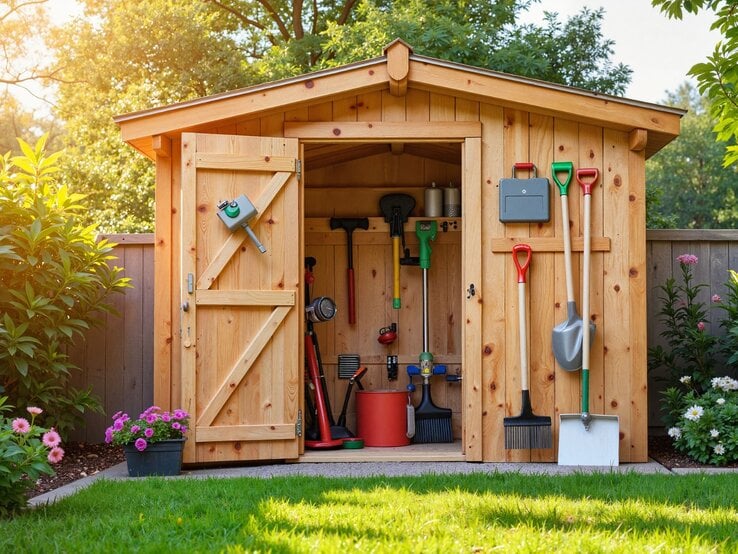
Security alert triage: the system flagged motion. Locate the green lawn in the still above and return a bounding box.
[3,472,738,553]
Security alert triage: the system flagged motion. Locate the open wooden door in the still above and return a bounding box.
[180,133,301,464]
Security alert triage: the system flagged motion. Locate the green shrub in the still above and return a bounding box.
[0,396,63,516]
[650,253,738,465]
[0,136,130,436]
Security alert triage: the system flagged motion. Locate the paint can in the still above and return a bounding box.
[444,184,461,217]
[424,182,443,217]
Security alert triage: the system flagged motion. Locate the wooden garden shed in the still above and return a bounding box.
[115,40,683,465]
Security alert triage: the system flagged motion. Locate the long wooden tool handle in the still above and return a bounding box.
[392,236,401,309]
[347,268,356,324]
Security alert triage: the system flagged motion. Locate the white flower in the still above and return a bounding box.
[717,398,726,405]
[679,375,692,384]
[710,429,720,438]
[712,376,738,392]
[667,427,682,439]
[714,443,726,455]
[684,405,704,421]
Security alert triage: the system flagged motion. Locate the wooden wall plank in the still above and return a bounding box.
[502,107,530,462]
[528,113,556,462]
[628,143,648,462]
[603,128,632,461]
[480,103,506,462]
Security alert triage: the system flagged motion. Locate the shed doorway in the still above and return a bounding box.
[297,136,482,462]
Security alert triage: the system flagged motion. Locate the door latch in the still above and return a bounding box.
[467,283,476,299]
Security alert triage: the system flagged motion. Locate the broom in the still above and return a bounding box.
[504,244,552,450]
[413,221,453,443]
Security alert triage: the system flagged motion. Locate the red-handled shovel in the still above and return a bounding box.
[330,217,369,325]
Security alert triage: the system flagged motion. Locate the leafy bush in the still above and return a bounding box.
[0,136,130,436]
[648,254,720,395]
[663,376,738,465]
[0,397,64,516]
[650,253,738,465]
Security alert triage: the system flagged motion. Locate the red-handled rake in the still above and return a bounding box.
[504,244,552,450]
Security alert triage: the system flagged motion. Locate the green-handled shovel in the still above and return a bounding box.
[558,168,619,466]
[551,161,595,371]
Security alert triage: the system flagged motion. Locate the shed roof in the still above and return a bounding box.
[115,39,684,160]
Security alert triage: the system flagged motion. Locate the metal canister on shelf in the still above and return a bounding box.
[444,184,461,217]
[424,182,443,217]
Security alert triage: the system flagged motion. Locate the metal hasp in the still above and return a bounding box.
[216,195,267,253]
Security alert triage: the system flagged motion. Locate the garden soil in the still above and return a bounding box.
[28,436,735,498]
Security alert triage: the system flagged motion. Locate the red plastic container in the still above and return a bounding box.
[356,390,411,447]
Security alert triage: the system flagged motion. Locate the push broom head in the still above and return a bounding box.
[413,381,453,444]
[504,390,552,449]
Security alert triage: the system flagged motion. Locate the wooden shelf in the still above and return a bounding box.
[490,236,611,253]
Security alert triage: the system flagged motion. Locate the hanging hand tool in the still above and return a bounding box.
[330,217,369,325]
[504,243,552,450]
[551,161,595,371]
[379,194,416,309]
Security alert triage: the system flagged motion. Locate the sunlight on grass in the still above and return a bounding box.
[3,473,737,553]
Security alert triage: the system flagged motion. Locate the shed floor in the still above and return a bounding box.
[299,440,464,463]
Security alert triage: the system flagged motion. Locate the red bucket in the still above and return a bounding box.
[356,390,411,447]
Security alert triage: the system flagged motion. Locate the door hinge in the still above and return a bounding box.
[295,409,303,437]
[295,159,302,182]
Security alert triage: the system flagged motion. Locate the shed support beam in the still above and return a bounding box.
[629,128,648,152]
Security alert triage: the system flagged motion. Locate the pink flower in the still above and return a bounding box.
[42,429,61,448]
[131,425,140,434]
[112,411,123,420]
[112,418,126,431]
[173,409,187,420]
[676,254,698,265]
[134,438,147,451]
[144,427,154,438]
[145,414,157,424]
[12,418,30,434]
[161,413,171,422]
[48,446,65,464]
[26,406,42,416]
[712,294,722,303]
[697,321,706,332]
[105,427,114,443]
[172,422,181,430]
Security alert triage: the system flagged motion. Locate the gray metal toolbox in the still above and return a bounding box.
[499,162,550,222]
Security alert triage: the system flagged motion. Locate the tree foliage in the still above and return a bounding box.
[0,136,130,436]
[52,0,632,232]
[646,83,738,228]
[652,0,738,166]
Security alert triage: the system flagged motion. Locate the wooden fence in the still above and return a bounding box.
[67,230,738,441]
[68,234,155,442]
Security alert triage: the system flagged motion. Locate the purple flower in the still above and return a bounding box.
[162,413,171,422]
[144,427,154,438]
[105,427,114,443]
[697,321,706,332]
[173,409,188,420]
[113,418,125,431]
[130,425,140,434]
[676,254,698,265]
[171,422,181,430]
[112,411,123,420]
[145,414,157,424]
[712,294,722,303]
[135,438,147,451]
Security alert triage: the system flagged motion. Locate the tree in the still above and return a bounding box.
[52,0,632,231]
[652,0,738,166]
[646,82,738,228]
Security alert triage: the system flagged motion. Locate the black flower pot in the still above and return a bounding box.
[122,438,185,477]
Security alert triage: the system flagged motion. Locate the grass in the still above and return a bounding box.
[3,472,738,553]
